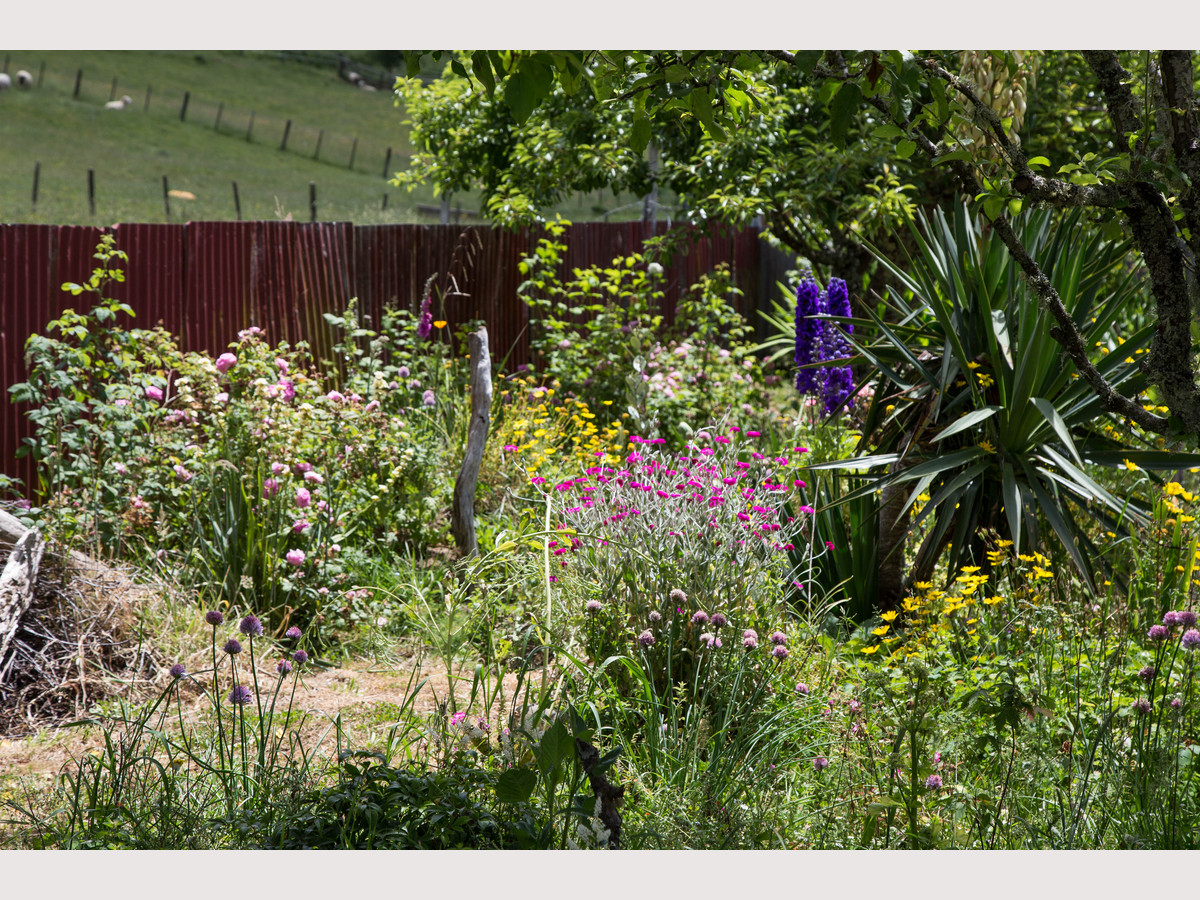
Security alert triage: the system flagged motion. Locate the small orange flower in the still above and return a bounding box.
[433,320,447,330]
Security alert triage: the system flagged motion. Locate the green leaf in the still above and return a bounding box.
[630,114,651,155]
[471,50,496,97]
[450,59,468,80]
[895,139,917,159]
[1026,156,1050,169]
[665,64,691,83]
[504,55,555,125]
[932,149,973,167]
[538,719,574,774]
[794,51,824,76]
[691,88,725,141]
[495,766,538,804]
[873,124,904,140]
[828,82,862,149]
[932,406,1001,442]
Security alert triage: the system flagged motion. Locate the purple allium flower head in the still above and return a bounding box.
[692,610,709,626]
[770,630,787,646]
[229,685,252,706]
[586,599,602,614]
[637,629,656,648]
[1164,611,1183,627]
[1172,697,1184,709]
[398,365,410,378]
[215,352,237,374]
[772,644,789,660]
[422,389,435,407]
[925,774,943,790]
[239,615,263,637]
[669,588,687,604]
[1180,610,1198,629]
[205,610,224,627]
[1139,665,1157,682]
[743,629,759,650]
[223,638,242,655]
[1183,628,1200,651]
[1134,697,1152,715]
[710,612,728,629]
[700,633,717,649]
[169,663,186,678]
[795,682,810,696]
[293,649,308,664]
[285,626,302,640]
[276,659,293,676]
[1149,624,1171,642]
[648,610,662,624]
[813,756,829,772]
[262,477,280,499]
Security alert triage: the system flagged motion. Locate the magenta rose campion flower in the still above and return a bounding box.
[286,549,306,566]
[296,487,311,509]
[215,353,237,374]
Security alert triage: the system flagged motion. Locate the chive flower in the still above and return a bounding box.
[229,685,252,706]
[223,638,242,655]
[205,610,225,627]
[169,663,186,678]
[239,615,264,637]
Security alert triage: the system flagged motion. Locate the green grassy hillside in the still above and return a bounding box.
[0,51,638,225]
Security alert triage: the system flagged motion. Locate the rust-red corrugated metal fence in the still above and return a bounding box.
[0,220,776,495]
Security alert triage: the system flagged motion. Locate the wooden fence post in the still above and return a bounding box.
[214,102,223,131]
[309,181,317,222]
[162,175,171,219]
[348,136,358,170]
[232,181,242,220]
[31,162,39,212]
[0,527,46,683]
[313,129,324,161]
[280,119,292,151]
[72,68,82,99]
[451,326,493,558]
[87,169,95,216]
[179,90,190,122]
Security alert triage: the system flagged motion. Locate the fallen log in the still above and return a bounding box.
[0,527,45,682]
[0,508,29,550]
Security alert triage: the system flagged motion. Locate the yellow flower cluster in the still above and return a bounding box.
[494,377,626,476]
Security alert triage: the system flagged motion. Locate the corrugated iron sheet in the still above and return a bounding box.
[1,221,773,496]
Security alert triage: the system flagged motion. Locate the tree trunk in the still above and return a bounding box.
[451,326,493,558]
[0,527,45,681]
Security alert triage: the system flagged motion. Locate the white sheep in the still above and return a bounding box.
[346,71,363,85]
[16,70,32,89]
[105,95,133,110]
[0,74,11,91]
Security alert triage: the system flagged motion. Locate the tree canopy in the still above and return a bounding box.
[398,50,1200,440]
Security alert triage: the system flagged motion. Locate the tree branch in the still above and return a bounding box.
[1082,51,1143,139]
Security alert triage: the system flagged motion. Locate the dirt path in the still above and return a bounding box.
[0,654,550,783]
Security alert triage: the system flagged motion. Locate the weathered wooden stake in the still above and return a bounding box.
[232,181,242,220]
[162,175,171,219]
[179,90,190,122]
[72,68,82,99]
[280,119,292,151]
[87,169,95,216]
[313,129,324,160]
[214,102,223,131]
[309,181,317,222]
[451,326,493,558]
[348,136,358,170]
[31,161,39,211]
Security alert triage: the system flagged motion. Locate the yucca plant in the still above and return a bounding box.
[814,203,1200,605]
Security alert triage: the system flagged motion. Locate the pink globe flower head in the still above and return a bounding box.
[304,470,324,484]
[295,462,313,475]
[286,549,306,567]
[743,629,759,650]
[925,774,943,790]
[292,518,310,533]
[326,390,344,403]
[215,352,237,374]
[271,462,287,476]
[295,487,311,509]
[423,389,436,407]
[279,380,295,402]
[1182,628,1200,651]
[813,756,829,772]
[173,464,193,482]
[262,477,279,499]
[145,385,164,402]
[275,357,289,374]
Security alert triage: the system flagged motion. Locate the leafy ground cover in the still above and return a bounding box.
[2,213,1200,850]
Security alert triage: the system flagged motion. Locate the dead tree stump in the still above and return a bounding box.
[451,326,492,558]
